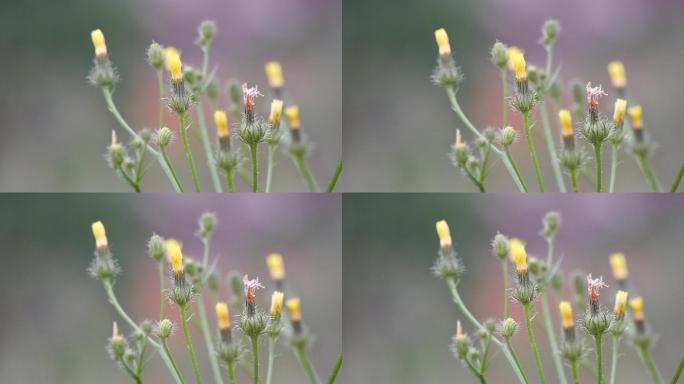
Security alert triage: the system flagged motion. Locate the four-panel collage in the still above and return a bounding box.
[1,0,684,383]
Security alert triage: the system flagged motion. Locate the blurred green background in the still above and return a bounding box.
[342,0,684,191]
[343,193,684,383]
[0,0,340,191]
[0,194,341,383]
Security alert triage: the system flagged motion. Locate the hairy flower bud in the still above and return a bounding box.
[492,233,510,261]
[147,233,166,262]
[155,127,173,148]
[156,319,174,339]
[491,40,508,69]
[498,318,518,340]
[147,42,165,70]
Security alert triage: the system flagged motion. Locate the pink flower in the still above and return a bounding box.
[243,274,264,304]
[242,83,263,112]
[586,82,608,110]
[587,274,608,303]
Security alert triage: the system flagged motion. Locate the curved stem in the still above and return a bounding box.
[610,335,620,384]
[636,153,661,192]
[463,167,486,192]
[539,104,566,191]
[671,162,684,192]
[594,144,603,192]
[464,357,487,384]
[266,144,276,192]
[267,335,276,384]
[196,100,223,192]
[524,303,547,384]
[227,360,237,384]
[158,261,165,320]
[293,153,319,192]
[118,168,141,192]
[101,87,181,192]
[501,69,509,127]
[197,293,224,384]
[327,160,343,192]
[178,112,202,192]
[120,358,142,383]
[445,86,525,191]
[251,335,260,384]
[446,278,527,384]
[505,340,530,384]
[157,70,165,128]
[160,148,185,192]
[595,335,604,384]
[637,344,663,384]
[294,344,320,384]
[163,340,187,384]
[250,144,259,192]
[609,144,619,192]
[570,360,581,384]
[180,304,203,384]
[523,111,545,192]
[501,260,509,319]
[504,147,529,192]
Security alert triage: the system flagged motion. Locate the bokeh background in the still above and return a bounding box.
[0,194,341,383]
[0,0,341,191]
[343,0,684,192]
[343,193,684,383]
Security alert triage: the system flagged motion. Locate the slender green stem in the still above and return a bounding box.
[501,69,509,127]
[671,355,684,384]
[225,169,235,192]
[609,144,619,192]
[197,294,224,384]
[267,335,276,384]
[523,111,545,192]
[163,340,187,384]
[327,353,343,384]
[464,357,487,384]
[501,260,509,319]
[293,153,319,192]
[505,340,530,384]
[101,87,181,192]
[524,303,547,384]
[179,305,203,384]
[594,144,603,192]
[595,335,604,384]
[570,167,579,192]
[251,335,260,384]
[250,144,259,192]
[479,144,493,184]
[671,162,684,192]
[504,148,529,192]
[118,167,141,192]
[158,262,165,319]
[266,144,276,192]
[101,279,182,384]
[136,336,148,376]
[196,100,223,192]
[134,139,148,186]
[479,333,492,376]
[161,148,185,192]
[294,344,320,384]
[610,335,620,384]
[327,160,343,192]
[157,70,165,128]
[178,112,202,192]
[463,167,485,192]
[582,360,599,380]
[570,360,581,384]
[637,344,663,384]
[120,358,142,383]
[636,153,661,192]
[446,278,527,384]
[540,104,566,191]
[227,360,237,384]
[445,86,525,191]
[541,294,567,384]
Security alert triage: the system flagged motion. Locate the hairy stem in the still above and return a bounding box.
[157,70,165,128]
[504,147,529,192]
[541,294,566,384]
[160,148,185,192]
[505,340,530,384]
[197,293,224,384]
[609,143,619,192]
[595,335,604,384]
[523,111,545,192]
[327,160,343,192]
[636,153,661,192]
[267,335,277,384]
[178,112,202,192]
[227,360,237,384]
[163,340,187,384]
[570,168,579,192]
[501,260,509,319]
[180,304,203,384]
[225,169,235,192]
[196,100,223,192]
[594,144,603,192]
[610,335,620,384]
[250,144,259,192]
[251,335,260,384]
[637,344,663,384]
[571,359,581,384]
[266,144,276,192]
[293,153,319,192]
[524,303,547,384]
[501,69,509,127]
[294,344,320,384]
[539,104,566,191]
[158,262,165,320]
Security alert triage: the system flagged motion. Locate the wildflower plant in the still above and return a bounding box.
[431,20,682,192]
[88,213,342,384]
[432,212,682,384]
[88,22,341,192]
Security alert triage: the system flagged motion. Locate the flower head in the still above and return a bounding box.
[628,105,643,129]
[559,301,574,329]
[586,274,608,303]
[167,51,183,83]
[585,82,608,110]
[91,29,107,58]
[285,105,301,129]
[164,47,180,72]
[165,239,184,275]
[286,297,302,322]
[270,291,284,316]
[92,221,108,251]
[216,302,230,330]
[434,28,451,57]
[614,290,628,316]
[507,47,523,71]
[512,51,527,81]
[509,238,527,272]
[266,253,285,280]
[265,61,284,89]
[559,109,573,138]
[270,99,284,125]
[613,99,627,124]
[214,110,229,138]
[243,275,264,305]
[609,253,628,281]
[435,220,452,250]
[242,83,263,112]
[629,297,644,321]
[608,61,627,88]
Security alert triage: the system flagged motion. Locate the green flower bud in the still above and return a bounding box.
[198,212,216,239]
[197,20,216,47]
[155,127,173,148]
[491,40,508,69]
[147,42,165,70]
[147,233,165,262]
[156,319,174,339]
[492,233,510,261]
[499,126,517,147]
[541,19,559,47]
[542,211,561,238]
[498,318,518,340]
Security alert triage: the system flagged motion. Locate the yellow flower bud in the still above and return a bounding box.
[112,321,123,342]
[285,105,300,130]
[270,99,284,125]
[265,61,284,89]
[435,220,452,249]
[214,110,229,138]
[164,47,180,72]
[558,109,573,137]
[286,298,301,322]
[270,291,284,316]
[614,290,628,316]
[629,297,644,321]
[165,239,184,274]
[609,252,628,280]
[613,99,627,124]
[507,47,523,71]
[509,238,527,272]
[559,301,574,329]
[608,61,627,88]
[434,28,451,57]
[455,129,465,149]
[512,52,527,81]
[216,302,230,330]
[92,221,108,250]
[167,52,183,83]
[628,105,643,129]
[91,29,107,58]
[266,253,286,280]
